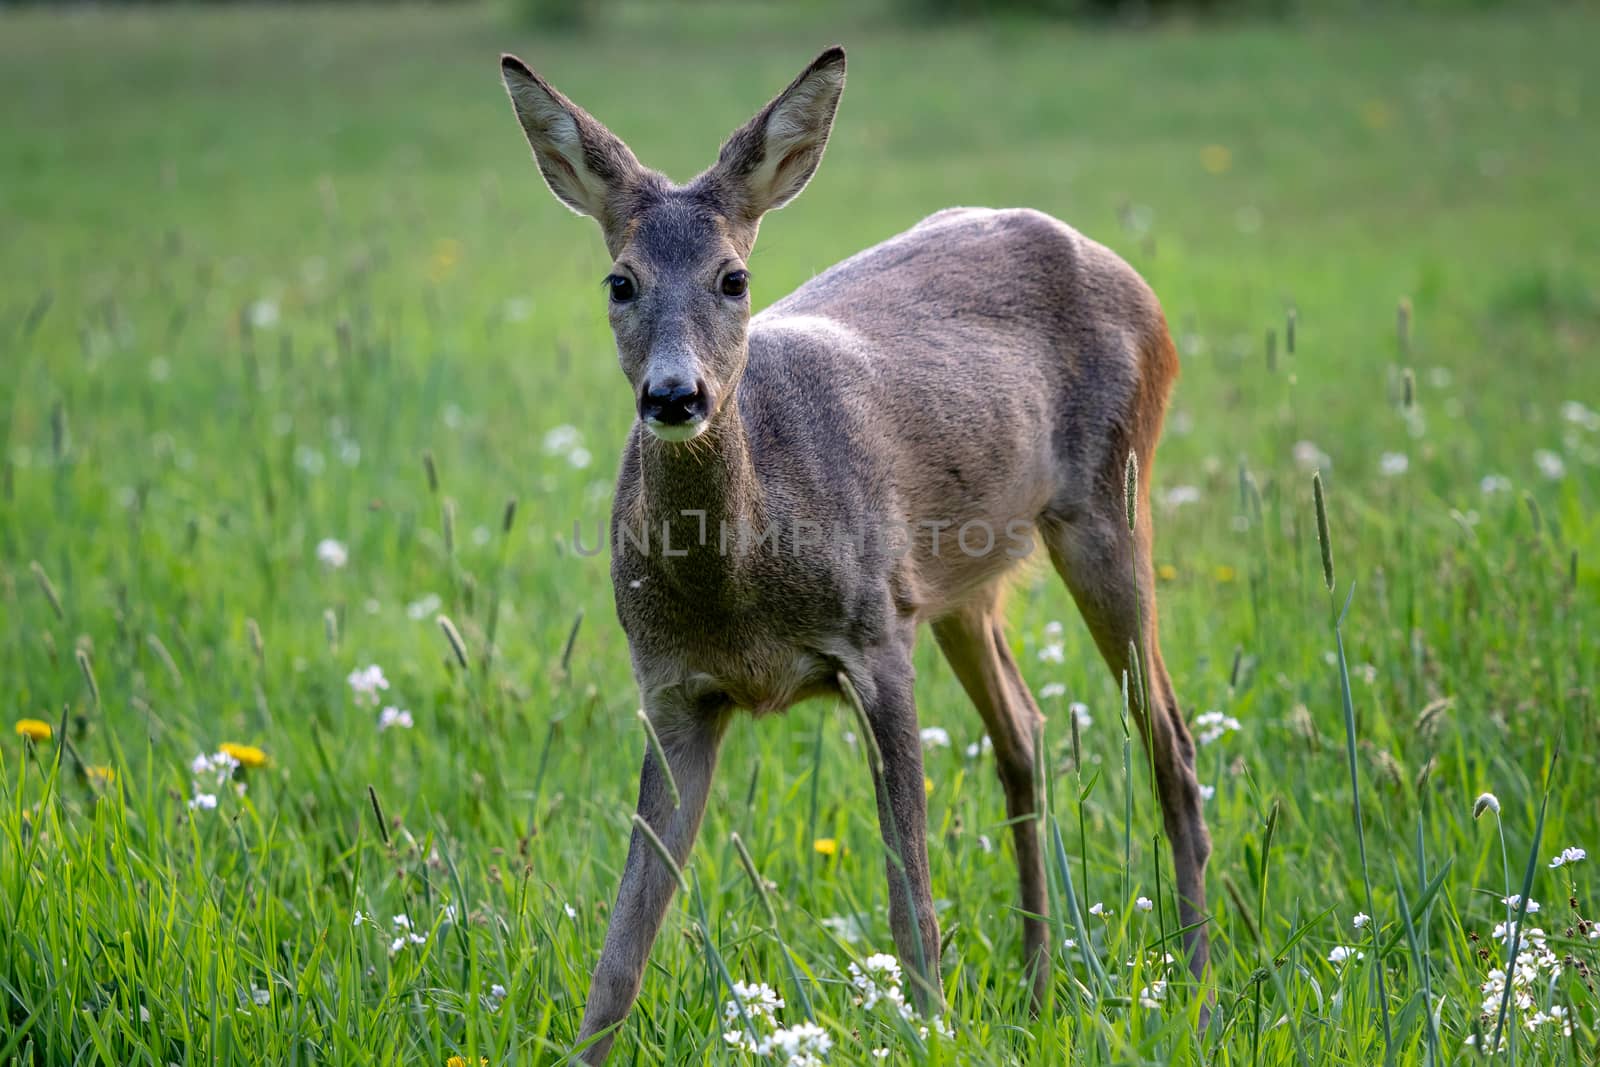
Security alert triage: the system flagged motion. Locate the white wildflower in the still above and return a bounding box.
[1162,485,1202,509]
[1293,440,1331,472]
[820,914,863,944]
[1037,642,1065,664]
[1039,682,1067,701]
[1327,945,1364,966]
[1502,895,1539,914]
[1534,449,1566,480]
[406,593,443,621]
[543,425,582,454]
[251,986,270,1006]
[188,792,218,811]
[1199,784,1216,802]
[386,914,428,956]
[723,981,784,1025]
[1353,912,1370,929]
[1562,401,1600,431]
[248,299,280,329]
[1089,902,1111,919]
[294,445,325,475]
[1379,452,1409,477]
[483,982,508,1013]
[1194,710,1241,746]
[315,538,348,568]
[919,726,951,749]
[378,706,413,731]
[1139,980,1167,1009]
[1549,846,1586,868]
[1135,896,1154,913]
[964,736,992,759]
[766,1021,833,1066]
[564,903,578,920]
[543,425,592,468]
[1070,701,1092,730]
[347,664,389,706]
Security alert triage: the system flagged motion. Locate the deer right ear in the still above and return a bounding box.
[710,46,846,224]
[500,55,644,225]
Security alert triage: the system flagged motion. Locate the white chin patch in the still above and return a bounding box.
[644,419,707,443]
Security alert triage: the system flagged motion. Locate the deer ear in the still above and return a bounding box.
[501,55,645,225]
[710,46,846,222]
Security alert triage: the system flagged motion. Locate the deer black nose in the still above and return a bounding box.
[640,378,708,426]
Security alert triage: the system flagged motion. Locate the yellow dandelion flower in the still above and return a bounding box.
[446,1056,487,1067]
[86,765,116,786]
[15,719,52,742]
[1213,565,1237,583]
[1200,144,1232,175]
[1157,564,1179,582]
[219,742,268,769]
[813,838,839,858]
[924,776,934,796]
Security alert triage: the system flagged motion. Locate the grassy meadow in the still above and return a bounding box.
[2,3,1598,1063]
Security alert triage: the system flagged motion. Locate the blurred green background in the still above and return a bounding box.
[2,1,1597,1063]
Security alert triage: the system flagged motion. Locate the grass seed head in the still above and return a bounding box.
[437,613,469,669]
[1313,472,1335,592]
[246,617,264,665]
[1124,450,1139,532]
[422,450,439,494]
[29,561,64,621]
[75,646,100,711]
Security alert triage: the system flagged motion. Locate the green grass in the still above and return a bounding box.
[2,3,1598,1063]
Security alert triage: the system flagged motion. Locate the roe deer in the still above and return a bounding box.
[500,45,1211,1061]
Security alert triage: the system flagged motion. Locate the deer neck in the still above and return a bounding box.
[633,401,764,567]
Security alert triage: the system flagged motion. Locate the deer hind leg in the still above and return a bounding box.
[931,598,1049,1011]
[1039,507,1212,987]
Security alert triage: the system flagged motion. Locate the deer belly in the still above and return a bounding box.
[717,647,834,716]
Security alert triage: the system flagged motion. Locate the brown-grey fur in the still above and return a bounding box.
[500,46,1211,1062]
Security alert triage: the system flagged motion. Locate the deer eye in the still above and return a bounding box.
[720,270,749,299]
[606,274,637,303]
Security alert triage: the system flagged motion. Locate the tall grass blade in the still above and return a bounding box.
[1333,582,1394,1065]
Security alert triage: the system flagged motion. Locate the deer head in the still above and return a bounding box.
[501,48,846,442]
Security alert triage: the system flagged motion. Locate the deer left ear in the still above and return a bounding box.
[708,46,846,223]
[500,54,646,230]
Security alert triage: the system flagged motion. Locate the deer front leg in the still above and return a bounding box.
[575,700,727,1063]
[846,648,944,1016]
